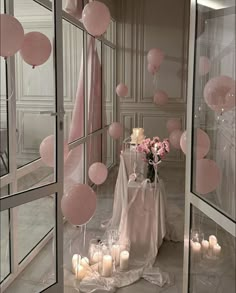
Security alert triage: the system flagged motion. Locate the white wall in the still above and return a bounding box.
[116,0,189,167]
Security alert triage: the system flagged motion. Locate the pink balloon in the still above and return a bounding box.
[196,159,221,194]
[20,32,52,67]
[39,135,69,167]
[147,63,158,75]
[147,48,164,68]
[82,1,110,37]
[116,83,128,97]
[203,76,235,113]
[166,118,181,133]
[89,162,108,185]
[0,14,24,58]
[108,122,123,140]
[169,130,183,149]
[199,56,211,76]
[153,90,168,106]
[180,128,210,159]
[61,184,97,226]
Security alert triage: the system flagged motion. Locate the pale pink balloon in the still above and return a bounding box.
[147,48,164,68]
[180,128,210,159]
[0,14,24,58]
[108,122,123,140]
[196,159,221,195]
[199,56,211,76]
[39,135,69,167]
[147,63,158,75]
[116,83,128,97]
[169,130,183,149]
[20,32,52,67]
[203,76,235,113]
[88,162,108,185]
[153,90,168,106]
[61,184,97,226]
[166,118,181,133]
[82,1,110,37]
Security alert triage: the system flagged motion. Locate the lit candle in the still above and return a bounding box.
[120,250,129,271]
[91,251,103,264]
[75,264,86,280]
[201,240,209,252]
[72,254,81,273]
[191,242,201,254]
[111,244,120,266]
[102,255,113,277]
[213,243,221,257]
[209,235,218,248]
[81,257,90,268]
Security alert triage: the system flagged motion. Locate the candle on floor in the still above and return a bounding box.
[75,264,86,280]
[102,255,113,277]
[201,240,209,252]
[81,257,90,268]
[111,244,120,266]
[72,254,81,273]
[213,243,221,257]
[120,250,129,271]
[191,242,201,254]
[209,235,217,248]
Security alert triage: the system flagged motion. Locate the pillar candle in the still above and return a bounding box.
[201,240,209,252]
[120,250,129,271]
[213,243,221,257]
[111,244,120,266]
[191,242,201,254]
[102,255,113,277]
[209,235,217,248]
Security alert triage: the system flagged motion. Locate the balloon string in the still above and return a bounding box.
[83,224,87,251]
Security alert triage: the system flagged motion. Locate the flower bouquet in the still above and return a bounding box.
[136,136,170,182]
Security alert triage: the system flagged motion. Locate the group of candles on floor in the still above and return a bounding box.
[71,231,130,280]
[191,232,221,260]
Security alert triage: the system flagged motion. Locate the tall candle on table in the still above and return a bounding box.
[120,250,129,270]
[102,255,113,277]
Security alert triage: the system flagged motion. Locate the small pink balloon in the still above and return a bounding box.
[108,122,123,140]
[166,118,181,133]
[169,129,183,149]
[203,76,235,113]
[116,83,128,97]
[199,56,211,76]
[39,135,69,167]
[20,32,52,67]
[153,90,168,106]
[61,184,97,226]
[0,14,24,58]
[147,63,158,75]
[196,159,221,194]
[82,1,111,37]
[180,128,210,160]
[89,162,108,185]
[147,48,164,68]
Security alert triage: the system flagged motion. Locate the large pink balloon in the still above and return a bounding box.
[108,122,123,140]
[116,83,128,97]
[169,130,183,149]
[199,56,211,76]
[0,14,24,58]
[61,184,97,226]
[39,135,69,167]
[166,118,181,133]
[20,32,52,67]
[180,128,210,160]
[147,63,158,75]
[153,90,168,106]
[82,1,110,37]
[89,162,108,185]
[147,48,164,68]
[196,159,221,194]
[203,76,235,113]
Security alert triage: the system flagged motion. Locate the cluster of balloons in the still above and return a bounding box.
[147,48,164,75]
[0,14,52,68]
[82,1,111,37]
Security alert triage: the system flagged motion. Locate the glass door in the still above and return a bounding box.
[183,0,235,292]
[0,0,64,292]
